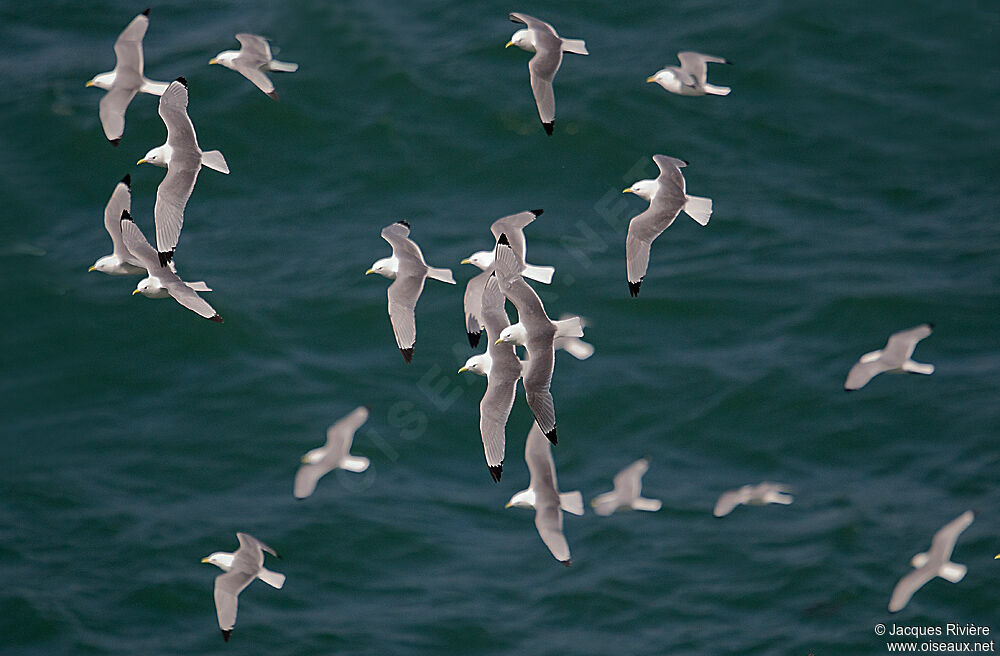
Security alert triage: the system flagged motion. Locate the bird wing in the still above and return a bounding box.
[113,12,148,79]
[927,510,974,561]
[103,177,135,262]
[213,569,254,631]
[844,357,892,390]
[235,33,273,63]
[676,51,726,86]
[159,80,200,152]
[325,406,370,456]
[381,222,425,265]
[524,425,570,562]
[463,269,490,344]
[119,213,167,275]
[164,279,221,320]
[612,458,649,500]
[883,324,933,363]
[98,85,137,143]
[153,162,199,255]
[387,273,425,350]
[293,461,332,499]
[713,487,751,517]
[888,566,936,613]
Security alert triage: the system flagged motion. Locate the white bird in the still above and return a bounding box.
[210,33,298,100]
[89,174,145,275]
[86,8,168,145]
[201,532,285,642]
[294,406,371,499]
[889,510,974,613]
[458,275,523,481]
[496,314,593,361]
[624,154,712,297]
[120,211,222,322]
[138,78,230,262]
[647,51,731,96]
[713,482,793,517]
[591,459,662,516]
[844,324,935,391]
[366,221,455,363]
[506,13,588,135]
[493,234,559,443]
[506,423,584,565]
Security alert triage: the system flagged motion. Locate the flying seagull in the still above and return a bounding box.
[844,324,935,391]
[624,154,712,296]
[591,458,662,516]
[506,13,588,135]
[89,174,145,275]
[202,532,285,642]
[367,221,455,362]
[294,406,371,499]
[889,510,974,613]
[713,482,793,517]
[210,33,298,100]
[86,8,168,145]
[647,51,731,96]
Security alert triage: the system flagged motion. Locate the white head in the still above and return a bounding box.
[133,276,167,298]
[506,29,534,52]
[137,145,170,168]
[458,353,491,377]
[365,256,398,279]
[505,487,536,509]
[496,323,527,346]
[89,255,116,274]
[623,179,658,201]
[209,51,239,70]
[201,552,235,571]
[85,71,116,90]
[461,251,494,271]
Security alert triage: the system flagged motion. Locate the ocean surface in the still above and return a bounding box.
[2,1,998,654]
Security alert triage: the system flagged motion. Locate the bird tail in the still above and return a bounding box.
[683,195,713,226]
[632,497,663,512]
[258,567,286,589]
[186,281,212,292]
[561,39,588,55]
[339,456,370,473]
[201,150,230,174]
[140,80,169,96]
[903,361,935,375]
[940,563,967,583]
[558,337,594,360]
[426,267,456,284]
[522,263,555,285]
[267,60,299,73]
[703,83,731,96]
[553,316,584,339]
[559,491,585,516]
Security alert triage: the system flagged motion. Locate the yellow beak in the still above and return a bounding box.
[495,338,504,345]
[646,75,657,83]
[505,41,514,48]
[504,502,513,508]
[200,557,210,563]
[457,366,468,373]
[995,554,1000,559]
[623,187,633,194]
[209,58,218,65]
[460,258,471,265]
[137,158,146,165]
[365,268,375,275]
[88,265,96,272]
[85,80,95,87]
[132,289,141,295]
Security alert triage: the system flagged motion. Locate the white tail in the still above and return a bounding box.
[559,491,585,516]
[258,567,286,589]
[267,60,299,73]
[561,39,588,55]
[903,361,935,375]
[939,563,967,583]
[339,455,370,473]
[186,281,212,292]
[632,497,662,512]
[522,263,555,285]
[683,195,713,226]
[426,267,455,284]
[557,337,594,360]
[201,150,230,174]
[140,79,169,96]
[703,83,731,96]
[553,316,584,339]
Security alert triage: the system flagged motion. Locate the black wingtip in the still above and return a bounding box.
[158,250,174,268]
[109,138,121,147]
[142,8,150,16]
[120,173,131,188]
[467,331,481,348]
[497,233,510,246]
[400,347,413,363]
[530,209,544,216]
[363,404,372,411]
[121,209,133,222]
[561,559,572,567]
[221,629,232,642]
[542,122,554,135]
[266,90,279,101]
[682,159,690,166]
[544,427,557,444]
[175,76,188,87]
[628,280,642,297]
[398,219,410,228]
[489,464,503,483]
[927,322,935,329]
[208,314,224,323]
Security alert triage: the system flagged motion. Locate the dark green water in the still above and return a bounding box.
[1,1,998,654]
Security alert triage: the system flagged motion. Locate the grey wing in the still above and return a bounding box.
[653,154,689,194]
[528,49,561,125]
[159,81,199,151]
[490,211,538,262]
[677,51,725,85]
[883,324,933,362]
[713,488,749,517]
[387,274,426,350]
[104,179,133,259]
[525,426,570,561]
[480,274,511,336]
[213,569,254,631]
[165,279,221,320]
[114,13,147,77]
[509,13,558,36]
[844,358,891,390]
[464,270,490,339]
[98,85,137,142]
[626,206,679,284]
[234,62,276,96]
[480,373,517,470]
[326,406,370,456]
[236,532,277,561]
[154,164,199,254]
[235,33,273,62]
[590,491,620,517]
[888,567,935,613]
[522,342,556,436]
[381,223,425,265]
[612,459,649,500]
[119,216,164,273]
[535,499,570,563]
[293,461,332,499]
[927,510,974,560]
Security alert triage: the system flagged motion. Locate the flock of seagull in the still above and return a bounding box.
[82,8,983,643]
